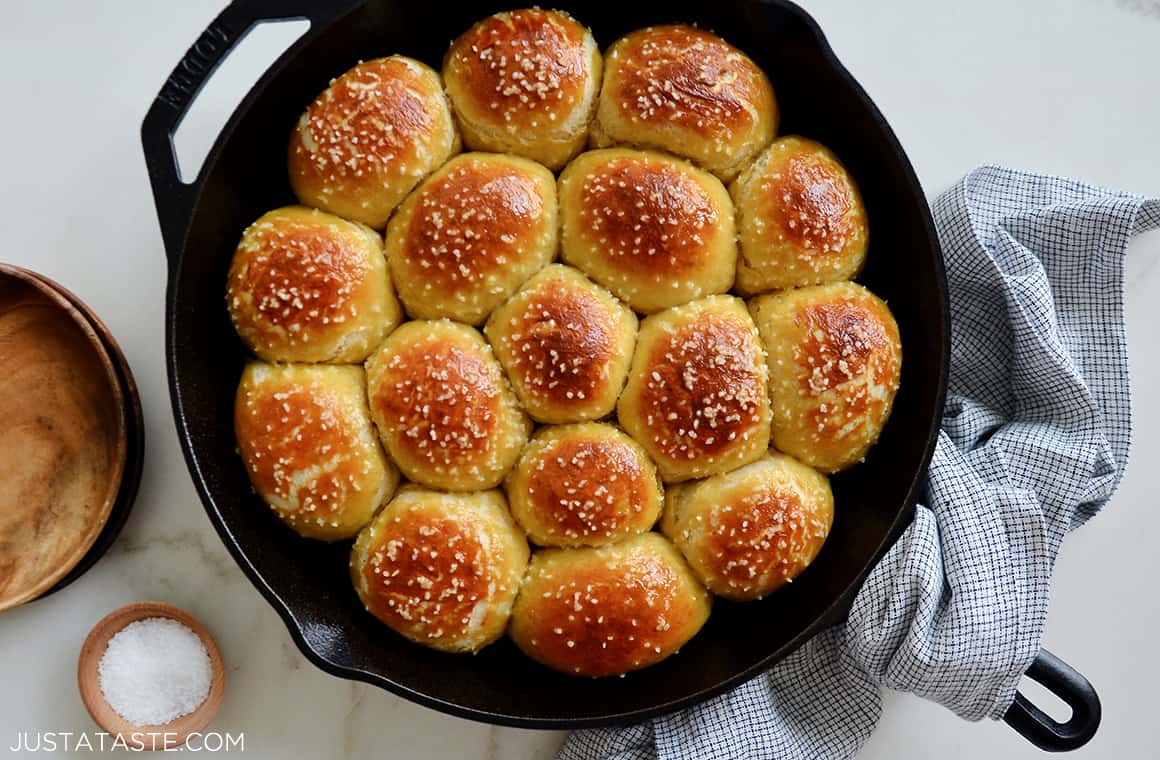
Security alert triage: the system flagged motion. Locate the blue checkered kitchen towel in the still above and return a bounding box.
[561,166,1160,760]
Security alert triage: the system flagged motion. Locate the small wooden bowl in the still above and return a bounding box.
[0,264,127,611]
[78,602,226,750]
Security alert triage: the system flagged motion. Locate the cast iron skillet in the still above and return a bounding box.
[142,0,1098,750]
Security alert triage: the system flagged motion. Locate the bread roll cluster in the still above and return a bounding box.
[227,8,901,678]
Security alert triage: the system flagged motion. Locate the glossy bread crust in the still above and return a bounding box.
[443,9,602,170]
[592,25,777,181]
[385,152,557,325]
[618,296,772,482]
[226,206,402,363]
[662,453,833,600]
[351,487,529,652]
[750,282,902,472]
[288,56,460,228]
[504,422,663,547]
[364,320,530,491]
[234,362,399,541]
[485,264,636,423]
[509,533,710,676]
[558,148,737,313]
[223,9,910,678]
[733,136,868,294]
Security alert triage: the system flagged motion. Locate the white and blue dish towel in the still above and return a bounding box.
[561,166,1160,760]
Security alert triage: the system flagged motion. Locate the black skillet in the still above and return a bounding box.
[141,0,1098,750]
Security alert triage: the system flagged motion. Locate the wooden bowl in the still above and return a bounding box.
[0,263,127,611]
[78,602,226,750]
[23,270,146,599]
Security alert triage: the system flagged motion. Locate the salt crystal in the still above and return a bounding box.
[97,617,212,726]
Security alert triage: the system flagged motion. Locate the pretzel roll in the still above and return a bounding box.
[558,149,736,313]
[592,25,777,181]
[749,282,901,473]
[618,296,771,482]
[504,423,662,547]
[662,453,833,600]
[485,265,636,423]
[443,9,601,170]
[288,56,459,228]
[226,206,402,363]
[234,362,398,541]
[733,136,868,294]
[351,487,529,653]
[385,152,557,325]
[509,533,710,676]
[365,320,530,490]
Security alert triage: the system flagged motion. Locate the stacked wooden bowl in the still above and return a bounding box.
[0,264,144,611]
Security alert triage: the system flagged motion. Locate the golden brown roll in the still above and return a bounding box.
[226,206,402,363]
[385,152,557,325]
[661,453,833,600]
[365,320,530,491]
[484,265,636,423]
[591,25,777,181]
[558,149,736,313]
[288,56,460,229]
[733,136,868,295]
[351,487,529,653]
[443,9,602,170]
[504,423,662,547]
[234,362,398,541]
[509,533,710,676]
[749,282,902,473]
[618,296,771,482]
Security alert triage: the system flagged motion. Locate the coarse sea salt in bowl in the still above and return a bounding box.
[78,602,226,750]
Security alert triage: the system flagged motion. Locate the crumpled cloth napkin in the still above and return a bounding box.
[560,166,1160,760]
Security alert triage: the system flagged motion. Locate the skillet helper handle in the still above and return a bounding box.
[1003,648,1101,752]
[141,0,358,263]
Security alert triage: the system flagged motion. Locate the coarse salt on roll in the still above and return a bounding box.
[662,452,833,600]
[365,320,530,491]
[749,282,902,473]
[289,56,459,229]
[504,422,662,547]
[351,487,529,652]
[485,264,636,424]
[509,533,710,676]
[592,25,776,181]
[618,295,771,482]
[443,8,602,170]
[226,206,402,363]
[733,136,868,294]
[385,152,556,326]
[234,362,399,541]
[558,148,736,313]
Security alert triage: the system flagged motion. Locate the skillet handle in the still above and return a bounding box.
[1003,648,1101,752]
[140,0,360,264]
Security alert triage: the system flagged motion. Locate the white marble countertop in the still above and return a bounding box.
[1,0,1157,757]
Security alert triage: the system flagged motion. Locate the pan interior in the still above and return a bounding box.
[166,0,946,726]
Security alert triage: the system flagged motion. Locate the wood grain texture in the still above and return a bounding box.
[0,265,126,610]
[23,269,145,598]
